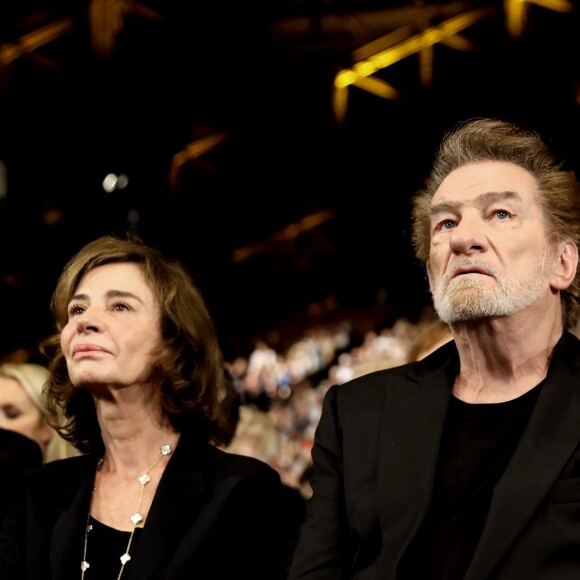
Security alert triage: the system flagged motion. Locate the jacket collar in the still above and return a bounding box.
[50,432,208,580]
[51,455,100,579]
[128,429,207,580]
[376,344,454,571]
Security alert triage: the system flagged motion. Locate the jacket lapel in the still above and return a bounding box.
[465,333,580,580]
[127,431,206,580]
[50,456,98,579]
[377,345,455,570]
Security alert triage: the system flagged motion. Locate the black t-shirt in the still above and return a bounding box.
[82,516,143,579]
[398,383,542,580]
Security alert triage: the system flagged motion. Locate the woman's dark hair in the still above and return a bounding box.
[42,235,238,453]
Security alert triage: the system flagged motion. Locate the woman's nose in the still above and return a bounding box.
[76,313,102,334]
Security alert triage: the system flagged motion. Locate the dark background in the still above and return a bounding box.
[1,0,579,360]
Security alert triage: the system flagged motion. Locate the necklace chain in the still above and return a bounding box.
[80,433,178,580]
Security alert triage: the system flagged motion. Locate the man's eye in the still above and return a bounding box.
[495,210,510,220]
[441,220,456,230]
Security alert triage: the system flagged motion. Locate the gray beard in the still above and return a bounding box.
[430,255,551,324]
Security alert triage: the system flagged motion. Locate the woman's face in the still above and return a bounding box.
[0,376,53,452]
[59,262,166,392]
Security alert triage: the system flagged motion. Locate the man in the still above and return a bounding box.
[289,118,580,580]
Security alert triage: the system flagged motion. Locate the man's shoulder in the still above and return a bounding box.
[343,345,453,387]
[343,363,413,389]
[326,363,419,411]
[328,340,456,404]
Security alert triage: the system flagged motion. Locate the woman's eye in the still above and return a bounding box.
[68,305,85,316]
[113,302,130,312]
[3,405,22,420]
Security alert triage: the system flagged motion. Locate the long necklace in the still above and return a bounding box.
[80,433,178,580]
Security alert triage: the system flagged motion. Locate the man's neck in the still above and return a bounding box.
[449,310,563,403]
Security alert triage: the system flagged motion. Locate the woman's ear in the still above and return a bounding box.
[551,241,579,290]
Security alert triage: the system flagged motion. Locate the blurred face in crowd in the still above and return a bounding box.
[427,160,556,323]
[60,262,166,393]
[0,376,53,451]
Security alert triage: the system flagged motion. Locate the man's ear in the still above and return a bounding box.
[551,241,579,290]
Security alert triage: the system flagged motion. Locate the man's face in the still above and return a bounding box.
[427,160,555,323]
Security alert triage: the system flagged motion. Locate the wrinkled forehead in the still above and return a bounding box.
[432,160,540,205]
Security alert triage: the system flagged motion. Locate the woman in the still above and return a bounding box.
[0,234,287,580]
[0,363,79,462]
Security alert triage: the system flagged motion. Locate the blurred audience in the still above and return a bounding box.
[224,306,455,499]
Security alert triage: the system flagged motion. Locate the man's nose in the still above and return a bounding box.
[448,215,488,255]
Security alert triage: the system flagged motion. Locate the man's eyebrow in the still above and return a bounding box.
[68,290,144,304]
[429,200,460,217]
[429,190,522,217]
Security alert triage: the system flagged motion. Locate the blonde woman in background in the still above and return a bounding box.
[0,363,79,462]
